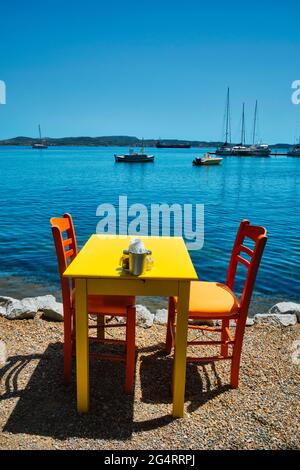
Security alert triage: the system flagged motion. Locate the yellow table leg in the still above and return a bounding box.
[172,280,190,418]
[75,278,89,413]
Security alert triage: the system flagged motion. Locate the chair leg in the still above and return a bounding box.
[221,319,229,357]
[230,318,246,388]
[63,308,72,384]
[166,297,176,354]
[97,315,105,340]
[124,306,136,394]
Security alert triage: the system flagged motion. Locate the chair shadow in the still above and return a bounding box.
[139,349,231,413]
[2,343,137,440]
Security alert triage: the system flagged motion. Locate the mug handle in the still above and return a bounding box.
[120,253,129,270]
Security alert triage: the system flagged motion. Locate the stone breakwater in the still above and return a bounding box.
[0,295,299,328]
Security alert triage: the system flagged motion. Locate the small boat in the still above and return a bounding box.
[193,153,223,166]
[215,143,233,156]
[287,136,300,156]
[32,125,48,149]
[249,143,271,156]
[287,145,300,156]
[115,147,154,163]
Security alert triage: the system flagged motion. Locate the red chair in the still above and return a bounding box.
[166,220,267,388]
[50,213,136,393]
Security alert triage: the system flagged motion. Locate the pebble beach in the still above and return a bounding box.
[0,314,299,450]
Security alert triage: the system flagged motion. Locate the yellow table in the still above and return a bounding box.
[63,235,198,418]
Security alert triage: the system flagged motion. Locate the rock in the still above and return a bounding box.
[37,295,63,322]
[246,317,255,326]
[5,297,38,319]
[154,309,168,325]
[116,305,154,327]
[0,296,15,317]
[254,313,297,326]
[0,296,15,305]
[0,295,63,321]
[136,305,154,328]
[0,340,7,367]
[0,306,6,317]
[269,302,300,322]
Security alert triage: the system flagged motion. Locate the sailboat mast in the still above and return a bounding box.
[241,103,246,145]
[252,100,258,145]
[38,124,42,142]
[225,87,230,144]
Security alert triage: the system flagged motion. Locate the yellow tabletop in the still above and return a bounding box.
[64,234,197,281]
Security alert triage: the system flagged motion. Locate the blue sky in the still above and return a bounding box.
[0,0,299,143]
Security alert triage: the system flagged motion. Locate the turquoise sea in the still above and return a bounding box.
[0,146,299,311]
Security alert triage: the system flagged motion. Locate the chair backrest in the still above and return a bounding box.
[226,220,267,315]
[50,213,78,308]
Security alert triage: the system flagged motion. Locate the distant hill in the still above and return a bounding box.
[0,136,222,147]
[0,135,293,148]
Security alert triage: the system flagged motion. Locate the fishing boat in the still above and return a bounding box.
[114,147,154,163]
[193,153,223,166]
[32,125,48,149]
[216,88,233,156]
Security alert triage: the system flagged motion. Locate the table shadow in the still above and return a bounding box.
[139,348,231,413]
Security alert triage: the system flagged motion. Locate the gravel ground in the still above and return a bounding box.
[0,315,299,450]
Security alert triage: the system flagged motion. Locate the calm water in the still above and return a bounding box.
[0,146,299,304]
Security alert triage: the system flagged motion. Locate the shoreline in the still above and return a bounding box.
[0,275,299,318]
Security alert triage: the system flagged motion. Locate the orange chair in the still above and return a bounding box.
[166,220,267,388]
[50,213,136,393]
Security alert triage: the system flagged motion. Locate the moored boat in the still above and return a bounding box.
[287,146,300,156]
[193,153,223,166]
[216,95,270,156]
[215,87,232,156]
[248,143,271,156]
[114,148,154,163]
[287,141,300,156]
[215,143,233,156]
[248,101,270,156]
[32,125,48,149]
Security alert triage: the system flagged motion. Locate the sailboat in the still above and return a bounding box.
[287,134,300,156]
[248,101,271,156]
[230,103,252,156]
[32,125,48,149]
[215,88,233,155]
